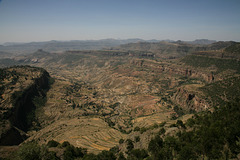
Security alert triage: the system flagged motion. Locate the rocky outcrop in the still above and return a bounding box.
[171,88,210,112]
[130,59,215,83]
[0,66,51,145]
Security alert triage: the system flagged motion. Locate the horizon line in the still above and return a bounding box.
[2,38,235,46]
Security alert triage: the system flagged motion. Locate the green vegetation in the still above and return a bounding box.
[105,118,115,127]
[140,127,147,134]
[119,139,124,144]
[61,141,71,148]
[134,136,140,142]
[0,68,20,97]
[177,77,201,86]
[92,150,116,160]
[159,128,166,135]
[33,96,47,108]
[47,140,60,148]
[13,140,89,160]
[225,42,240,54]
[173,106,185,117]
[200,76,240,106]
[159,121,166,127]
[0,66,54,139]
[133,126,140,132]
[133,122,166,134]
[36,98,238,160]
[176,120,186,129]
[0,68,8,80]
[126,139,134,152]
[0,58,21,67]
[146,99,240,159]
[128,149,149,160]
[148,135,164,158]
[109,102,120,109]
[61,54,87,65]
[118,152,126,160]
[14,140,120,160]
[63,144,86,160]
[181,55,240,73]
[14,141,58,160]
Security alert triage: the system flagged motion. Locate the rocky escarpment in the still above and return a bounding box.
[130,59,215,83]
[171,87,210,113]
[0,66,52,145]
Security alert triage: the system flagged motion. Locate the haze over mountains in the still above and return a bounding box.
[0,38,217,54]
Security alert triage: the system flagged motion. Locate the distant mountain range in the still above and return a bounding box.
[185,39,217,45]
[0,39,144,54]
[0,39,217,54]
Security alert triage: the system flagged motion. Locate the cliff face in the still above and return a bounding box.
[130,59,215,83]
[171,88,210,112]
[0,66,51,145]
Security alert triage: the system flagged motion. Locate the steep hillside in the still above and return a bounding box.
[224,42,240,58]
[0,66,52,145]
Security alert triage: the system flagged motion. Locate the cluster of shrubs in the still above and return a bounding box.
[14,140,117,160]
[120,99,240,159]
[147,99,240,159]
[200,76,240,106]
[14,141,58,160]
[181,55,240,73]
[13,98,240,160]
[133,121,166,134]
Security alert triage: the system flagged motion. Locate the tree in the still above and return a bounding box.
[178,145,196,160]
[134,126,140,131]
[176,120,186,129]
[63,144,86,160]
[148,135,163,157]
[97,150,116,160]
[130,149,148,160]
[61,141,71,147]
[118,152,126,160]
[135,136,140,142]
[15,141,58,160]
[159,128,166,135]
[47,140,60,148]
[82,153,98,160]
[126,139,134,152]
[119,139,124,144]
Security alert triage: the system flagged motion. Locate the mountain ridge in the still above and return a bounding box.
[0,38,219,54]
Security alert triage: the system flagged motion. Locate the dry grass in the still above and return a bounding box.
[28,117,126,153]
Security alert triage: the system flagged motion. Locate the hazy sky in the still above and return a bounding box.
[0,0,240,43]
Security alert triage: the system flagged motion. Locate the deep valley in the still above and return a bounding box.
[0,39,240,159]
